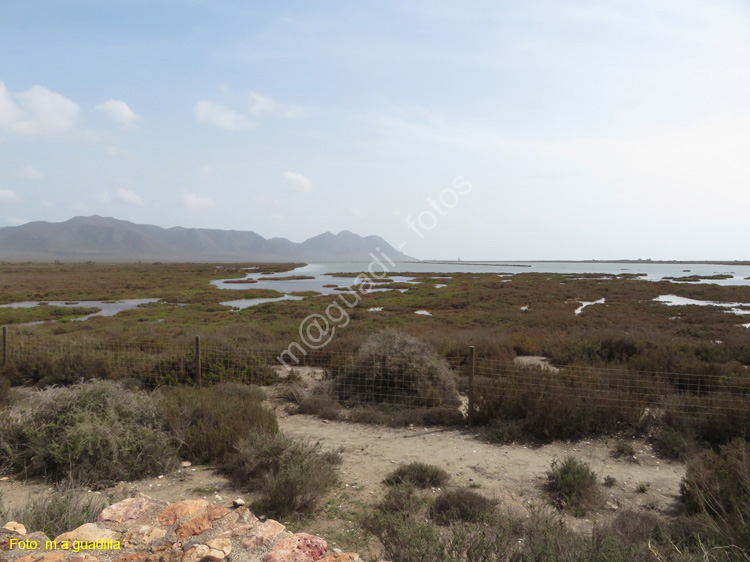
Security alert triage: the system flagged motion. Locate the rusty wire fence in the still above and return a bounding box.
[1,327,748,439]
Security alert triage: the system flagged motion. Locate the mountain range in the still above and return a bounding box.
[0,216,416,263]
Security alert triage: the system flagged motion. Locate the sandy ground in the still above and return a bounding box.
[0,375,687,556]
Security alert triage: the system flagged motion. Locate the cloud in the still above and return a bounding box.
[95,100,142,129]
[116,189,145,206]
[0,81,79,136]
[283,171,312,193]
[193,100,255,130]
[349,208,362,218]
[0,189,18,203]
[0,165,43,181]
[193,90,302,130]
[182,193,215,210]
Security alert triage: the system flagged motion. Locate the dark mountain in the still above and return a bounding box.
[0,216,417,263]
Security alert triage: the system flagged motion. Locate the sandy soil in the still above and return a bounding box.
[0,377,687,556]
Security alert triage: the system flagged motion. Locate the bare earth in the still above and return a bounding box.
[0,384,686,558]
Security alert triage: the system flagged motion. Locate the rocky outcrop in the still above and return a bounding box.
[0,496,385,562]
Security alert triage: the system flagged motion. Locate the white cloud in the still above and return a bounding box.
[283,171,312,193]
[0,189,18,203]
[116,189,145,206]
[0,165,43,181]
[349,208,362,218]
[6,218,28,226]
[95,100,142,129]
[182,193,215,210]
[247,91,277,115]
[193,100,255,130]
[0,81,79,136]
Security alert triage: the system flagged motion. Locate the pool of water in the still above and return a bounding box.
[0,299,160,321]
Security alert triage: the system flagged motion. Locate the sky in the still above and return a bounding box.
[1,0,749,261]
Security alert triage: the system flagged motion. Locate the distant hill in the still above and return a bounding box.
[0,216,417,263]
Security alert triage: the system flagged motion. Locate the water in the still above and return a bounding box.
[654,295,750,318]
[575,298,606,315]
[0,299,159,321]
[221,295,304,310]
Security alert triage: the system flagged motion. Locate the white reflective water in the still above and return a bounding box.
[575,298,606,315]
[0,299,159,321]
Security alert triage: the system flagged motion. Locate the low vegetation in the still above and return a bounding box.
[219,432,339,519]
[383,462,450,489]
[545,456,601,516]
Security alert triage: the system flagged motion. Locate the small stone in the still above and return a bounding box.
[232,498,245,507]
[182,545,210,562]
[181,461,192,468]
[2,522,26,535]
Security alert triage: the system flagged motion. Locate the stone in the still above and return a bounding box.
[205,504,230,522]
[239,519,286,549]
[158,500,209,526]
[99,497,154,523]
[235,506,258,526]
[70,555,100,562]
[14,556,34,562]
[113,554,147,562]
[263,533,327,562]
[122,525,167,547]
[321,555,361,562]
[232,498,245,507]
[175,513,211,540]
[206,537,231,558]
[181,461,192,468]
[55,523,120,543]
[2,522,27,535]
[34,553,65,562]
[182,545,210,562]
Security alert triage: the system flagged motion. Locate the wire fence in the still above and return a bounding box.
[1,327,748,438]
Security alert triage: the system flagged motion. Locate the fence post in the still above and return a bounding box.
[2,327,6,368]
[468,345,476,425]
[195,335,202,387]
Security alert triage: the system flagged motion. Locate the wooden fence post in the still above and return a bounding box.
[2,327,6,368]
[468,345,476,425]
[195,335,202,387]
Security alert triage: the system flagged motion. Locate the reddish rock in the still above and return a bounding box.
[99,497,154,524]
[205,505,230,522]
[321,555,361,562]
[122,525,167,547]
[234,507,258,526]
[263,533,327,562]
[33,553,65,562]
[69,555,100,562]
[205,537,232,559]
[14,556,34,562]
[158,500,209,526]
[175,513,211,540]
[182,544,210,562]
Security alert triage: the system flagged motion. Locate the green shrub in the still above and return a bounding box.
[12,482,107,538]
[384,462,450,489]
[680,439,750,549]
[430,488,496,525]
[545,456,601,516]
[0,380,177,483]
[337,330,460,408]
[219,432,338,519]
[157,383,277,464]
[652,427,696,461]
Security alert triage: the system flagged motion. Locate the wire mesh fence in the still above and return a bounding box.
[1,327,748,438]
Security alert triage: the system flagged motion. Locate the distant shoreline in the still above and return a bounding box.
[423,260,750,266]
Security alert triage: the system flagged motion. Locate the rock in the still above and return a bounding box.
[99,496,155,523]
[55,523,120,543]
[34,553,65,562]
[204,537,232,560]
[158,500,209,526]
[14,556,35,562]
[205,504,230,522]
[113,554,147,562]
[2,522,26,535]
[181,461,192,468]
[175,513,211,540]
[239,519,286,549]
[232,498,245,507]
[235,506,258,526]
[321,555,360,562]
[70,555,101,562]
[182,545,210,562]
[122,525,167,547]
[263,533,327,562]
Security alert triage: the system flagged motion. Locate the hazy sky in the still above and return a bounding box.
[1,0,749,260]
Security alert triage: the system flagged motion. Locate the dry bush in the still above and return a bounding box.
[337,330,460,408]
[430,488,496,525]
[384,462,450,489]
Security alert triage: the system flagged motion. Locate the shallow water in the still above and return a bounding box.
[0,299,159,321]
[654,294,750,320]
[221,295,304,310]
[574,298,606,315]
